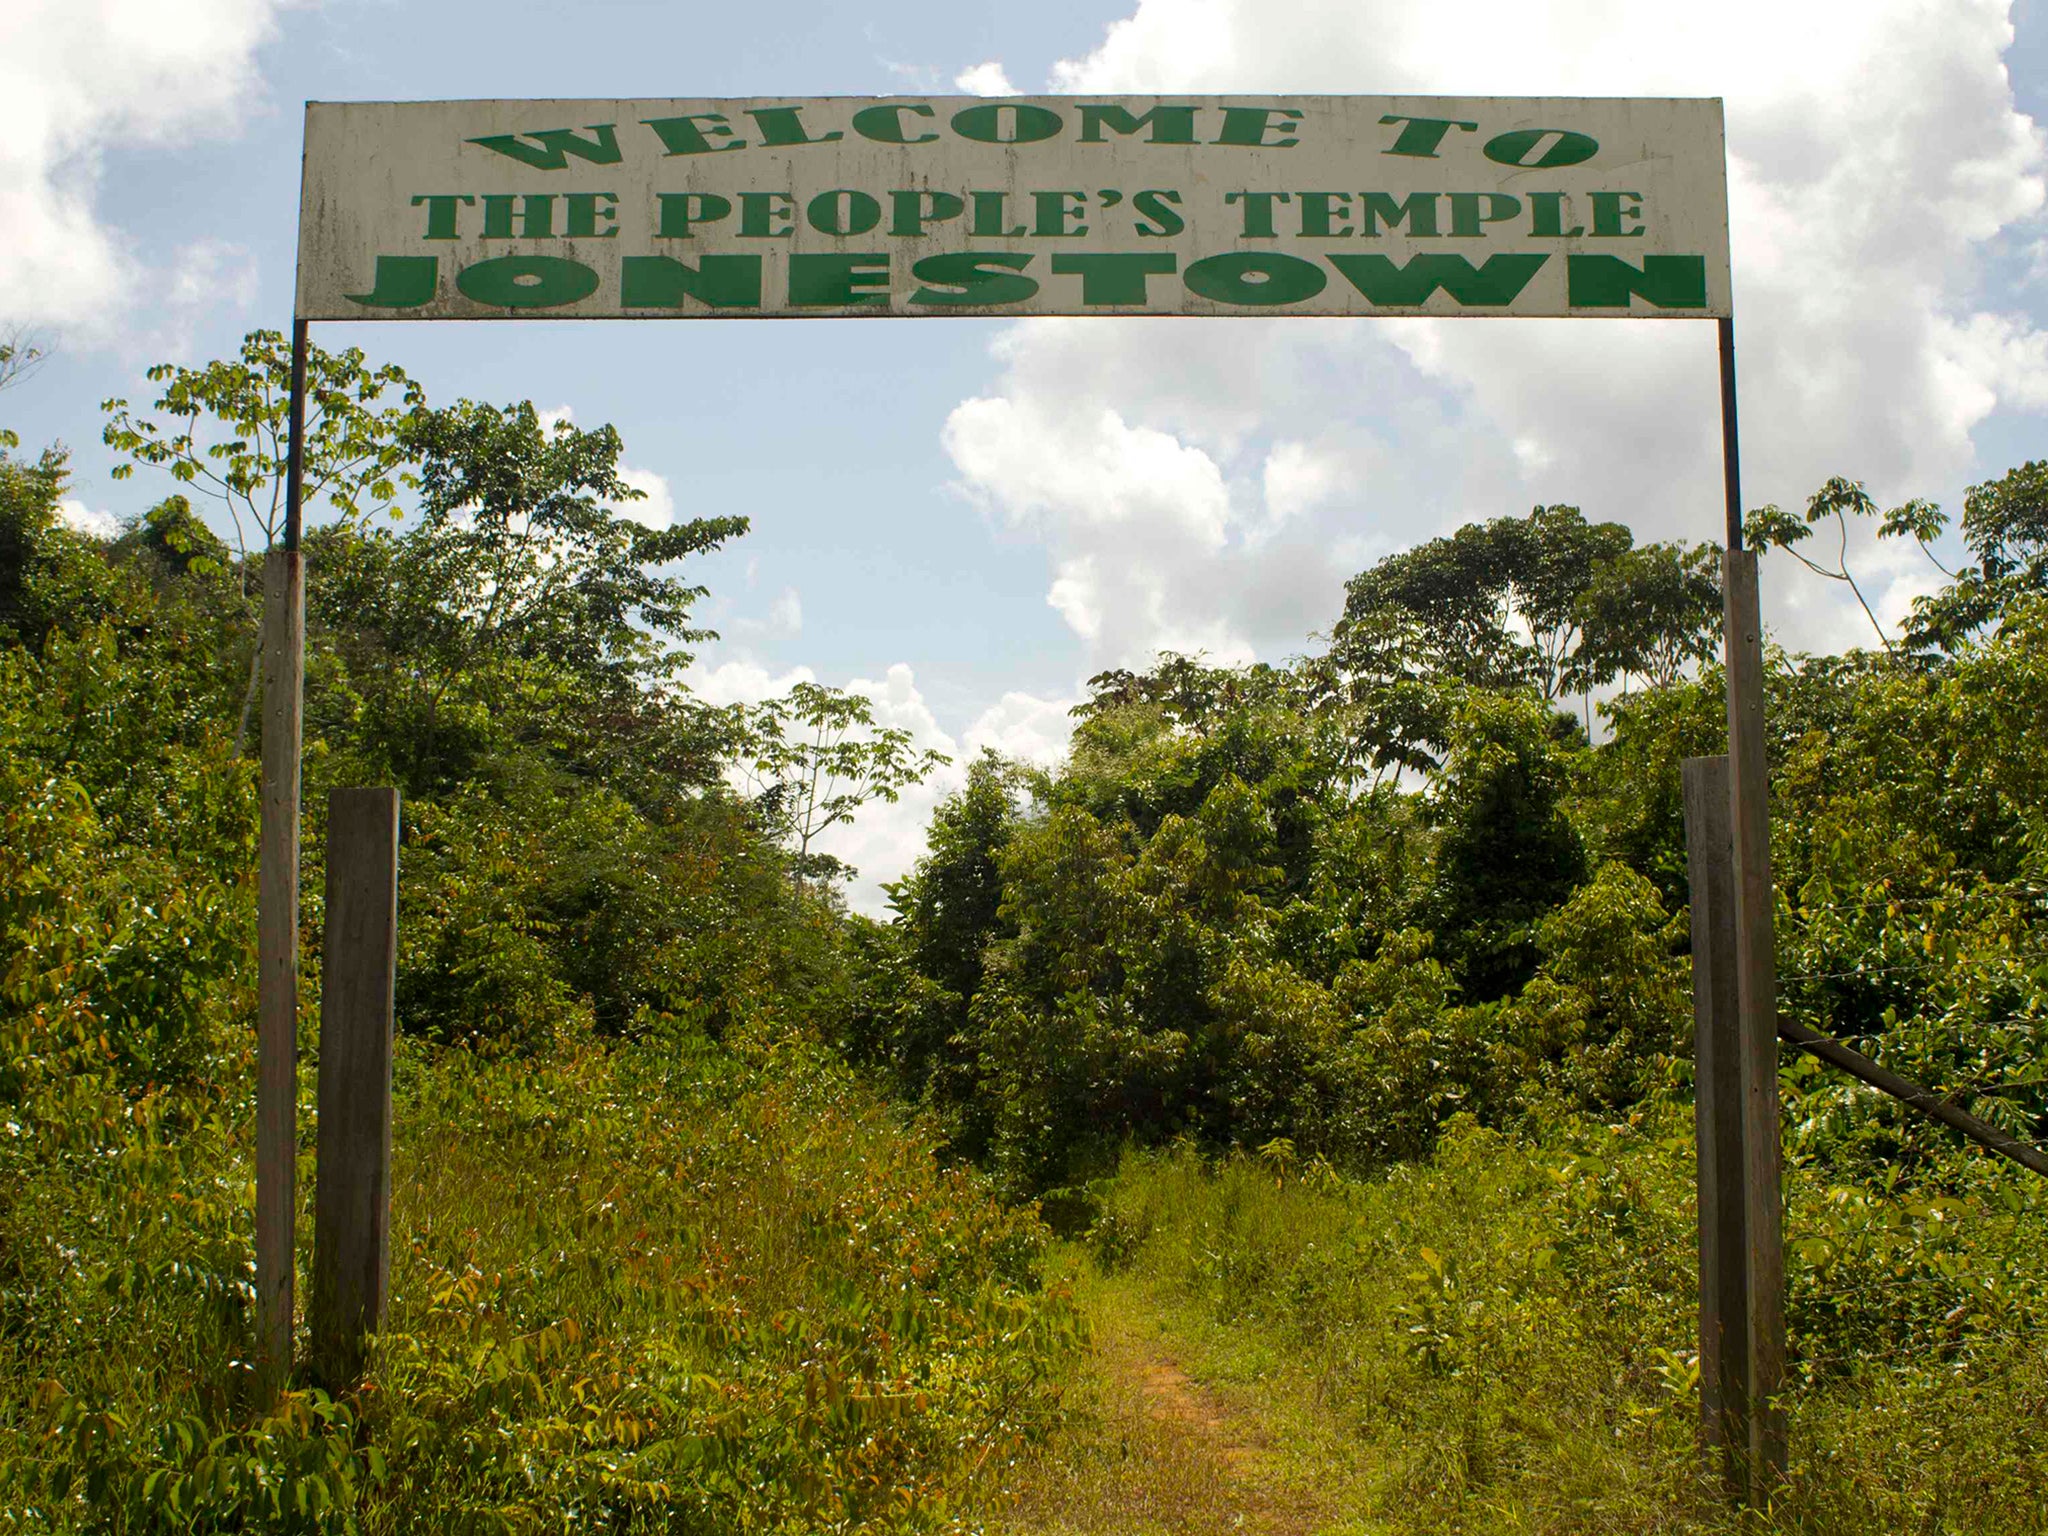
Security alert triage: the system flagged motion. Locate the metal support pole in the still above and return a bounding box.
[1683,754,1748,1493]
[312,788,400,1389]
[1718,315,1787,1495]
[255,318,309,1405]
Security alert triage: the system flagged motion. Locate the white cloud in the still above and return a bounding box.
[1261,439,1345,527]
[614,466,675,529]
[767,586,802,635]
[684,657,816,708]
[682,650,1078,917]
[954,61,1021,96]
[963,689,1080,767]
[540,405,676,529]
[946,0,2048,658]
[0,0,286,339]
[58,499,119,540]
[814,665,1081,916]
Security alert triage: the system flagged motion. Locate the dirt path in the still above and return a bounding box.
[993,1301,1340,1536]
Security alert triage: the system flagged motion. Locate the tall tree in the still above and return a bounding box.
[733,681,950,892]
[310,400,747,792]
[1572,541,1723,690]
[1335,504,1631,701]
[101,331,422,751]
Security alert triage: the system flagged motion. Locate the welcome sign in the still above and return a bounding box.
[296,96,1730,321]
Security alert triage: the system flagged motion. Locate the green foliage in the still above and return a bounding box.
[1424,692,1589,1000]
[102,331,420,562]
[732,681,950,890]
[1,1023,1078,1531]
[1049,1111,2048,1533]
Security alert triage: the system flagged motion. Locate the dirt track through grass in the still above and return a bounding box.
[991,1276,1351,1536]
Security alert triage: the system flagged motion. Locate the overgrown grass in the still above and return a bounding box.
[0,1020,1080,1532]
[994,1112,2048,1535]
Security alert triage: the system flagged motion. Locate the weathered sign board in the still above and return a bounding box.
[296,95,1731,320]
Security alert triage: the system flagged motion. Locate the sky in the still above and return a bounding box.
[4,0,2047,912]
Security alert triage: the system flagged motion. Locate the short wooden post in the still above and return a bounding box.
[1684,754,1748,1492]
[1722,547,1787,1494]
[311,788,400,1388]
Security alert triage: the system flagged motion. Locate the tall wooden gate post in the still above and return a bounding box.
[1717,316,1788,1495]
[311,788,401,1388]
[1683,754,1748,1491]
[254,318,309,1406]
[256,315,311,1409]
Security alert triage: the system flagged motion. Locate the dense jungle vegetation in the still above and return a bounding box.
[2,331,2045,1532]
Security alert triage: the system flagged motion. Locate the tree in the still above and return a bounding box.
[734,681,950,891]
[1517,504,1635,698]
[1335,504,1631,701]
[1572,541,1722,690]
[1424,691,1590,1001]
[102,331,423,751]
[1903,461,2048,652]
[1745,476,1901,657]
[309,400,747,791]
[0,327,48,394]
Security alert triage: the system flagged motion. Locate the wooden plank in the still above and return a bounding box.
[255,548,305,1406]
[1683,753,1748,1491]
[311,788,401,1388]
[1721,548,1786,1494]
[1778,1019,2048,1178]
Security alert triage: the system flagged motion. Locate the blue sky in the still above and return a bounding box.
[6,0,2047,905]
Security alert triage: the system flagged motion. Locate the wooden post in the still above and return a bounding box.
[255,319,310,1407]
[254,544,304,1405]
[1723,546,1787,1493]
[312,788,400,1388]
[1684,754,1749,1491]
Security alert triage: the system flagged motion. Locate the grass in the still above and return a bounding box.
[980,1113,2048,1536]
[0,1019,1080,1532]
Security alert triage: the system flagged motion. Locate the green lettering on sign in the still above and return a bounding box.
[467,124,622,170]
[970,192,1029,237]
[642,113,745,155]
[1359,193,1440,238]
[1589,191,1645,237]
[1184,251,1326,306]
[851,103,938,144]
[657,193,734,238]
[456,255,600,309]
[890,190,965,236]
[1033,191,1089,237]
[1224,191,1292,239]
[1051,252,1177,304]
[481,194,555,240]
[621,255,763,309]
[1077,104,1198,144]
[952,103,1063,145]
[1132,189,1184,237]
[1446,192,1519,238]
[1566,253,1706,309]
[1377,115,1476,157]
[1298,192,1354,237]
[412,195,473,241]
[744,106,843,146]
[1483,128,1599,168]
[1327,252,1549,307]
[1529,192,1584,238]
[910,252,1038,306]
[789,253,891,306]
[739,192,796,238]
[1214,106,1304,147]
[563,193,619,239]
[346,256,438,309]
[808,190,882,237]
